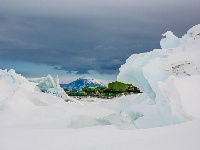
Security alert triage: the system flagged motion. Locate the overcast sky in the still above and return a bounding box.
[0,0,200,83]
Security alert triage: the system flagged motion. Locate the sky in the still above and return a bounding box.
[0,0,200,84]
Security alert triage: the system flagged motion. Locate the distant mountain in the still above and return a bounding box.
[60,78,106,91]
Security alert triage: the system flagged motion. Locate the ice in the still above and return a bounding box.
[160,31,180,49]
[118,24,200,125]
[29,75,72,102]
[29,75,57,92]
[67,113,137,129]
[187,24,200,37]
[158,75,200,121]
[118,49,170,99]
[116,94,163,128]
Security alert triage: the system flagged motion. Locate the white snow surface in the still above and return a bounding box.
[1,24,200,150]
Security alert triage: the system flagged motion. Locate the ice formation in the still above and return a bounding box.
[160,31,180,49]
[118,24,200,125]
[29,75,72,102]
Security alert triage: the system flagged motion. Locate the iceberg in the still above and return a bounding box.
[118,24,200,125]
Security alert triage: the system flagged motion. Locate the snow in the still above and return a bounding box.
[60,77,105,91]
[159,75,200,119]
[0,114,200,150]
[118,24,200,125]
[1,24,200,150]
[160,31,180,49]
[29,74,74,102]
[117,49,169,99]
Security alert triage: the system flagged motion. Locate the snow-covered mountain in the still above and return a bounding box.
[60,78,106,91]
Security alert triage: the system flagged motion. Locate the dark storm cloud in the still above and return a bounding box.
[0,0,200,74]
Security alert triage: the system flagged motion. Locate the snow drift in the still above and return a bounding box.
[118,24,200,125]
